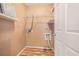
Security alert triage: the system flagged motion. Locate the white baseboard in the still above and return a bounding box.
[17,46,26,56]
[25,46,54,50]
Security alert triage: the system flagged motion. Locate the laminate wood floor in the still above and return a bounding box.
[20,48,54,56]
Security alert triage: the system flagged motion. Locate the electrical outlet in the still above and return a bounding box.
[44,33,51,40]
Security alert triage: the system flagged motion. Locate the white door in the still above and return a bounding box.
[55,3,79,56]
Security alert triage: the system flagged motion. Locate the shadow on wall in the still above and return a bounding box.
[0,19,14,56]
[48,20,54,33]
[0,20,14,31]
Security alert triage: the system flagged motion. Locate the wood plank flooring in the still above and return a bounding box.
[20,48,54,56]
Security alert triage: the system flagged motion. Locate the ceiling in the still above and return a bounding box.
[25,3,54,6]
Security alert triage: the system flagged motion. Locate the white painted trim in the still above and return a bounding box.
[25,46,54,50]
[0,13,17,21]
[17,46,26,56]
